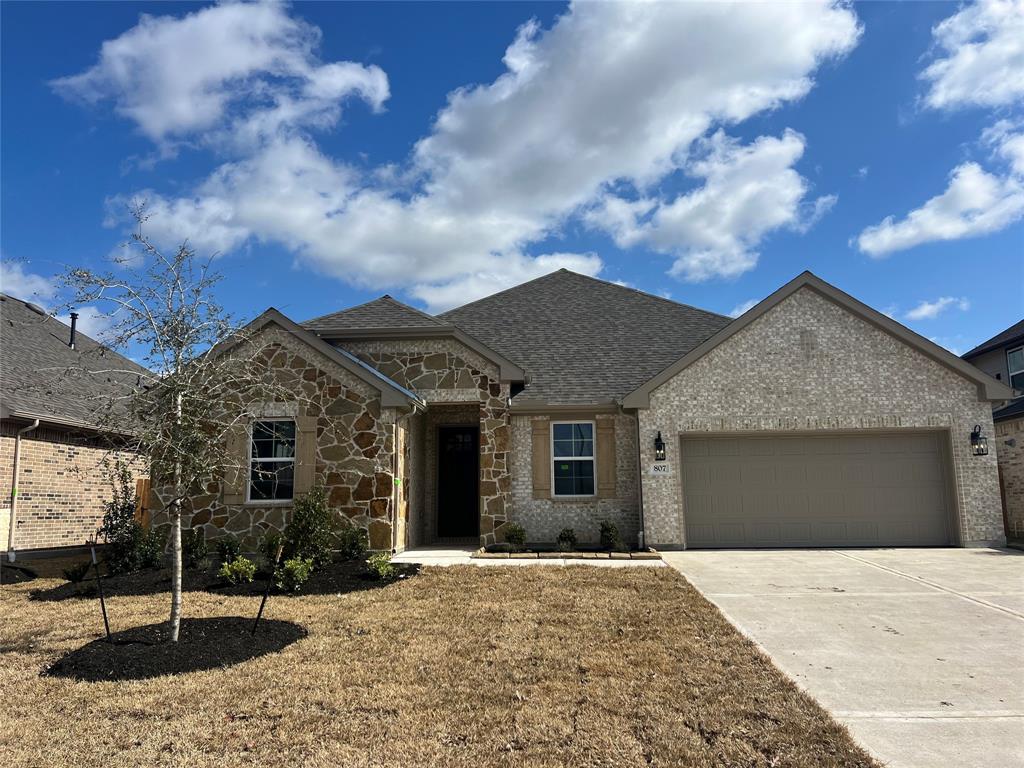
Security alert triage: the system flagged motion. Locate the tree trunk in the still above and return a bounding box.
[169,391,184,642]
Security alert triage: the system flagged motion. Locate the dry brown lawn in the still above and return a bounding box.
[0,560,878,768]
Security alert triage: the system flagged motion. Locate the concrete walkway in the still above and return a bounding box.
[392,546,666,568]
[664,548,1024,768]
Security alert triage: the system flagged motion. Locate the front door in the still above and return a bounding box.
[437,426,479,538]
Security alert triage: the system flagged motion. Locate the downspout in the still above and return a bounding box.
[7,419,40,562]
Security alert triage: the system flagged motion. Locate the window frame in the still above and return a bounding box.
[246,417,297,505]
[550,420,596,498]
[1008,345,1024,397]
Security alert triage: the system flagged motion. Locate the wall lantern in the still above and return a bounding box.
[970,425,989,457]
[654,431,667,462]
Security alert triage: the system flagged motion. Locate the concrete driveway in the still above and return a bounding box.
[663,548,1024,768]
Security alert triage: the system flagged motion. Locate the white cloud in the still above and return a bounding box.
[61,1,860,297]
[984,119,1024,175]
[56,306,115,342]
[728,299,759,318]
[857,166,869,179]
[904,296,971,321]
[920,0,1024,111]
[0,261,58,301]
[856,162,1024,256]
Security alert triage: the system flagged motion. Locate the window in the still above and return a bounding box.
[1009,346,1024,396]
[552,422,595,496]
[249,420,296,501]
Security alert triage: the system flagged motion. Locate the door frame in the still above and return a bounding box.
[435,424,480,539]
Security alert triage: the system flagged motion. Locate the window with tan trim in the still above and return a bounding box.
[551,421,595,496]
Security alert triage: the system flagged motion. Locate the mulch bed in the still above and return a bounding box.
[0,563,37,585]
[44,616,307,682]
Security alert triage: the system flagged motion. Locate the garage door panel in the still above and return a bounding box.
[682,433,952,548]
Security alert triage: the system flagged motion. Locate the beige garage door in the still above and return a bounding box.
[681,433,954,548]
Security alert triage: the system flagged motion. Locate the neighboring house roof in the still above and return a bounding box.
[962,318,1024,360]
[993,398,1024,422]
[304,295,446,331]
[623,272,1014,408]
[220,308,425,409]
[0,293,148,431]
[441,269,731,405]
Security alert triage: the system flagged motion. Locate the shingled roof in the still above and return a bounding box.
[304,295,445,332]
[962,318,1024,360]
[441,270,731,405]
[0,294,148,430]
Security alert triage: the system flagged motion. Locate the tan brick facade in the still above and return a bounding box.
[995,416,1024,540]
[637,287,1005,548]
[0,424,147,551]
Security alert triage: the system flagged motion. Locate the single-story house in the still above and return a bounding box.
[161,270,1011,552]
[1,293,149,557]
[962,319,1024,540]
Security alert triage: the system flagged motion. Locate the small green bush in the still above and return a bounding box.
[556,527,577,552]
[63,561,91,583]
[335,518,368,560]
[137,527,167,569]
[182,528,208,569]
[97,462,142,575]
[275,556,314,592]
[218,555,257,585]
[284,487,336,566]
[503,522,526,552]
[599,520,624,552]
[366,552,396,581]
[215,535,242,564]
[260,530,285,567]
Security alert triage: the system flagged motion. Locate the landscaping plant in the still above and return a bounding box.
[62,561,92,583]
[137,527,168,569]
[274,556,314,593]
[260,530,284,567]
[283,486,336,566]
[335,518,368,560]
[215,536,242,565]
[504,522,526,552]
[556,527,577,552]
[182,528,208,569]
[97,461,143,575]
[218,556,257,585]
[366,552,396,581]
[599,520,624,552]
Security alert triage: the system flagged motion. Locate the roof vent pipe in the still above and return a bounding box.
[69,311,79,349]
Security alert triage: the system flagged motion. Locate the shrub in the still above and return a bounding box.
[97,462,142,575]
[260,530,285,567]
[366,552,396,581]
[63,561,91,583]
[335,518,369,561]
[503,522,526,552]
[599,520,624,552]
[284,487,336,566]
[556,527,577,552]
[215,535,242,565]
[182,528,208,569]
[137,527,167,569]
[218,556,257,585]
[275,556,314,593]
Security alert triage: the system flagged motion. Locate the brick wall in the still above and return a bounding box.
[995,417,1024,540]
[0,425,147,551]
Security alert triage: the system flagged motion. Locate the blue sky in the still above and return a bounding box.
[1,1,1021,355]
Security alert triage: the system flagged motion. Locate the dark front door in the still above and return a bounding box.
[437,426,479,538]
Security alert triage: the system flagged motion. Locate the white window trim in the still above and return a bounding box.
[550,420,596,498]
[1008,345,1024,398]
[246,417,297,505]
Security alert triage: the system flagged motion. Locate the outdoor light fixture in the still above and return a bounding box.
[970,425,989,457]
[654,431,666,462]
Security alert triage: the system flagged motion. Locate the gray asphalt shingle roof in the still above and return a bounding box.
[0,294,147,429]
[441,270,732,404]
[304,295,446,331]
[962,318,1024,360]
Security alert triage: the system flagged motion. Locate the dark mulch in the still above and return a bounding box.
[44,616,307,682]
[30,558,419,601]
[0,563,37,585]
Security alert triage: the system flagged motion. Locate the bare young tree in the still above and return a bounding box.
[61,204,304,642]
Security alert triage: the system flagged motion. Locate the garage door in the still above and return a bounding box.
[681,433,954,548]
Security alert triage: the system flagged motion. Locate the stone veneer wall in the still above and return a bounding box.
[339,339,511,545]
[0,424,147,551]
[995,416,1024,540]
[638,287,1005,548]
[152,327,399,552]
[509,412,640,545]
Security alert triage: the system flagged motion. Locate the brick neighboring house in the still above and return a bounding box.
[160,270,1011,553]
[1,294,148,556]
[963,320,1024,540]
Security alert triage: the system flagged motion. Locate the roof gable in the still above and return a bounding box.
[304,295,444,332]
[962,318,1024,360]
[440,269,731,405]
[623,272,1014,408]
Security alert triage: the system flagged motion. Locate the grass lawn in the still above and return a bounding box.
[0,560,877,767]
